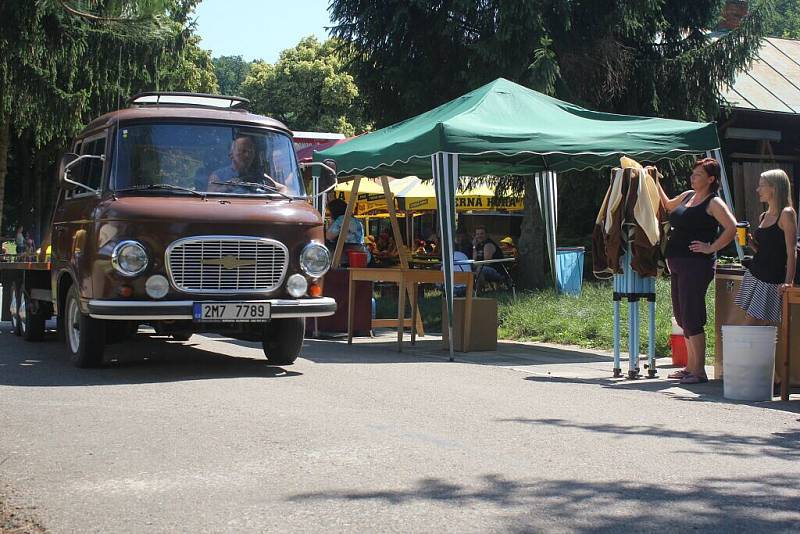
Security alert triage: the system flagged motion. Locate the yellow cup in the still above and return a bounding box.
[736,222,750,246]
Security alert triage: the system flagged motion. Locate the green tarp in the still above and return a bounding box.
[315,77,720,177]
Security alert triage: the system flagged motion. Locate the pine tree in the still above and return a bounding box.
[0,0,216,236]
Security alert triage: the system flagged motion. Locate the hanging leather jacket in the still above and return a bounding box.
[593,165,666,278]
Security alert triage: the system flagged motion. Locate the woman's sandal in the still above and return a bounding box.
[668,368,690,379]
[679,373,709,385]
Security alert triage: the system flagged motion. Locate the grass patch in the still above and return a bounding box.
[374,277,715,358]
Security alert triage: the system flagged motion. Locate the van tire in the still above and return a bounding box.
[262,318,304,365]
[20,289,46,342]
[64,285,105,368]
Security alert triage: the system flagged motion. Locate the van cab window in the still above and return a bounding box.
[81,137,106,190]
[111,123,304,197]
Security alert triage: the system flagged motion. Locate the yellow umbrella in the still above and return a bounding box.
[332,178,386,214]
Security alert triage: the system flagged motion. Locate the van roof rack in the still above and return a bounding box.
[127,92,250,110]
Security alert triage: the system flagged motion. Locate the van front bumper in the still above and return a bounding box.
[87,297,337,320]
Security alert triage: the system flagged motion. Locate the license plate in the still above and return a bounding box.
[193,302,271,322]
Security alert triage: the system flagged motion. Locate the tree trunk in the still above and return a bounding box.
[517,176,548,290]
[18,132,34,235]
[0,118,8,236]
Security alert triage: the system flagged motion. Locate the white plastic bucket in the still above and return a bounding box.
[670,316,684,336]
[722,326,777,401]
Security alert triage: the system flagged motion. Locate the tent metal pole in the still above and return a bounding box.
[708,149,744,259]
[648,299,656,377]
[613,300,621,375]
[433,152,458,361]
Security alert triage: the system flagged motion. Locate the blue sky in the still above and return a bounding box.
[193,0,332,63]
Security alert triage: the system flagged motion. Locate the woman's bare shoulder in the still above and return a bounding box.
[779,207,797,226]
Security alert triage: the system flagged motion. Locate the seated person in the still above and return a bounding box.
[374,231,398,262]
[472,225,506,291]
[499,236,517,258]
[365,235,377,255]
[208,136,287,194]
[325,198,370,265]
[454,226,473,257]
[440,250,471,297]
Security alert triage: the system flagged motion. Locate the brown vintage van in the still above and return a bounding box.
[1,93,336,367]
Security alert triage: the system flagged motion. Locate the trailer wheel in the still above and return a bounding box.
[9,282,21,336]
[20,289,46,342]
[64,285,105,368]
[261,318,304,365]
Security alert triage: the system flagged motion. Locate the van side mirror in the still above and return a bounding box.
[58,153,80,190]
[57,153,102,195]
[319,159,337,192]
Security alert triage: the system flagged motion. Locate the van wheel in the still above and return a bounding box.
[170,333,192,342]
[20,289,46,341]
[9,282,21,336]
[262,318,304,365]
[64,285,105,367]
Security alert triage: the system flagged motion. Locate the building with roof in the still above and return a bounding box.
[718,2,800,224]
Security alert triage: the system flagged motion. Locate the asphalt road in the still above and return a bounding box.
[1,323,799,533]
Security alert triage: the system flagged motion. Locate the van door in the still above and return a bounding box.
[52,132,108,299]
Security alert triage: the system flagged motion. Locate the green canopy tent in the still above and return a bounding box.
[316,77,735,361]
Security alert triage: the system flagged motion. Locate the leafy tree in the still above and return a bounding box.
[764,0,800,37]
[330,0,772,289]
[0,0,216,236]
[212,55,252,96]
[240,36,371,136]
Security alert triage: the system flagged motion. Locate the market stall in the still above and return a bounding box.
[316,77,732,360]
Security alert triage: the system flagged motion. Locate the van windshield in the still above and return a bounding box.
[110,123,304,197]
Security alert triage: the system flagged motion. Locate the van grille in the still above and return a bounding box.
[166,237,288,293]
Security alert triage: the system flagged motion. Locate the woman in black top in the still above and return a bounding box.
[735,169,797,324]
[657,158,736,384]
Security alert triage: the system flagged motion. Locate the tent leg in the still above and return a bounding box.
[613,299,622,377]
[535,172,559,288]
[432,152,458,362]
[708,149,744,260]
[647,299,657,378]
[628,300,639,379]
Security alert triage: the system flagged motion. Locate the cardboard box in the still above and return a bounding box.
[442,297,497,352]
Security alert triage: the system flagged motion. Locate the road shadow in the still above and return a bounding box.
[522,375,800,414]
[287,473,800,532]
[0,327,300,387]
[298,335,617,366]
[498,417,800,461]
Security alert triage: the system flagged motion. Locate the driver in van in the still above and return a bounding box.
[208,136,290,194]
[207,136,261,192]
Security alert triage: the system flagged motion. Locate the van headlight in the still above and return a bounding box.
[111,240,148,276]
[287,274,308,297]
[299,243,330,278]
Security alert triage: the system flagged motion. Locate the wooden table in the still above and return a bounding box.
[780,287,800,401]
[347,267,474,352]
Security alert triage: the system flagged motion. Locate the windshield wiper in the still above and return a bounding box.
[116,183,206,198]
[210,179,294,201]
